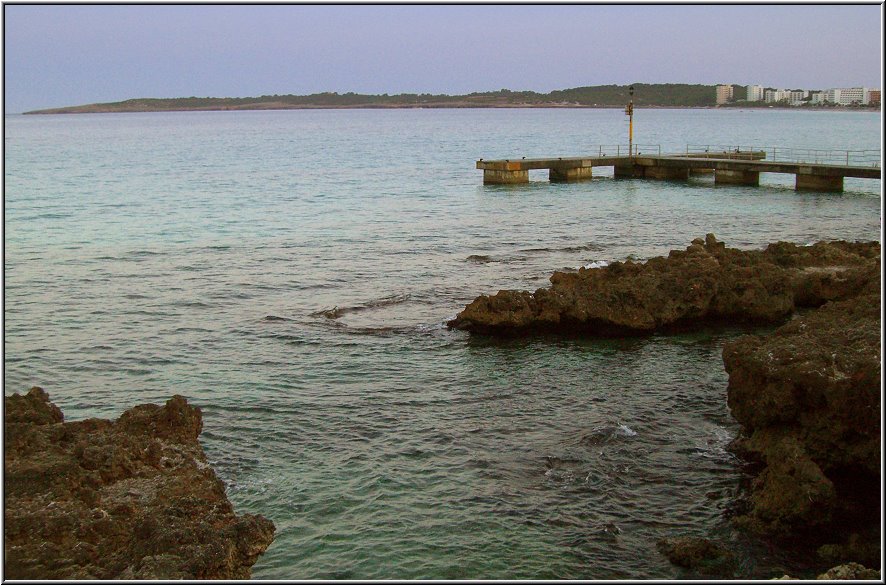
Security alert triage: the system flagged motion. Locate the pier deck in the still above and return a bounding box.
[477,147,881,191]
[477,155,633,183]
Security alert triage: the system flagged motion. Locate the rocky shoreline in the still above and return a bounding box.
[723,284,881,570]
[3,389,275,579]
[451,235,881,577]
[448,234,878,336]
[4,236,879,579]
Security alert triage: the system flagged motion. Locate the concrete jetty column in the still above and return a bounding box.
[483,169,529,185]
[715,169,760,186]
[614,164,645,178]
[643,165,690,181]
[796,173,843,192]
[549,166,593,182]
[689,168,714,176]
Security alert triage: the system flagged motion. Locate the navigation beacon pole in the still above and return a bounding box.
[625,85,634,158]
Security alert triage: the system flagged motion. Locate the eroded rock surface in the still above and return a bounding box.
[778,562,881,581]
[723,283,880,562]
[4,388,275,579]
[450,235,881,573]
[448,235,878,336]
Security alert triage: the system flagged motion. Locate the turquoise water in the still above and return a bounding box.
[3,108,881,579]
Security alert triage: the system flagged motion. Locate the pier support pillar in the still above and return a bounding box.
[483,169,529,185]
[614,164,645,178]
[715,169,760,186]
[689,168,714,176]
[549,166,593,182]
[796,173,843,192]
[643,165,690,181]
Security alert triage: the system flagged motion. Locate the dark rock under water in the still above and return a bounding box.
[656,536,736,574]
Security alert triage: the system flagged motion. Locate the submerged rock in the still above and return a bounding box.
[448,235,878,336]
[656,536,736,574]
[723,283,880,558]
[4,388,275,580]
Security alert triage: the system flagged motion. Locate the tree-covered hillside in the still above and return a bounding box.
[25,83,721,113]
[548,84,715,106]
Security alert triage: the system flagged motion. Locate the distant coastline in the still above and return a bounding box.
[23,102,880,115]
[21,104,879,115]
[22,84,881,115]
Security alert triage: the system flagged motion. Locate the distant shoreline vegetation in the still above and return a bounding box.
[23,84,881,114]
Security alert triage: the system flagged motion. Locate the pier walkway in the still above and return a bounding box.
[477,145,881,191]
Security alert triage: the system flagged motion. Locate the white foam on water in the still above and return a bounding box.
[616,424,637,437]
[582,260,609,269]
[693,424,737,461]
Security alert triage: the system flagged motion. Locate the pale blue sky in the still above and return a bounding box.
[3,4,883,113]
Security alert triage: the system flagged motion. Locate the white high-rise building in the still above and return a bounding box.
[787,90,809,105]
[822,89,840,104]
[746,85,764,102]
[765,89,787,103]
[821,88,869,105]
[837,87,867,105]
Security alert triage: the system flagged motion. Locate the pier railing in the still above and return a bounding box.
[592,144,661,157]
[685,145,881,168]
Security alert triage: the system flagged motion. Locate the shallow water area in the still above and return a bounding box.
[4,108,881,579]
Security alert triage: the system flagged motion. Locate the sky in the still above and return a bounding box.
[3,4,883,113]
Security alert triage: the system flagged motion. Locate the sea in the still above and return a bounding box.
[3,107,882,579]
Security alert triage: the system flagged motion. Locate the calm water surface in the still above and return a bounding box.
[4,108,881,579]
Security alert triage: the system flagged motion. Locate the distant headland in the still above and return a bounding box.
[22,83,881,114]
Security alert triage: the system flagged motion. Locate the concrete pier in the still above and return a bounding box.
[483,169,529,184]
[614,164,644,179]
[477,155,633,184]
[796,173,843,192]
[644,165,690,181]
[550,166,593,182]
[715,169,760,186]
[478,150,879,192]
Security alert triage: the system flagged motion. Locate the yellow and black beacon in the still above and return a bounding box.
[625,85,635,157]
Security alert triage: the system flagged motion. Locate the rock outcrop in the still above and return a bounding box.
[777,562,881,580]
[815,562,881,580]
[448,235,879,336]
[4,388,275,579]
[722,283,881,563]
[449,235,881,573]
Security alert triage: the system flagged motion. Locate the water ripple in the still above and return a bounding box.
[4,109,879,580]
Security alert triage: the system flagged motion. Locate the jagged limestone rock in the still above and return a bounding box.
[4,388,275,579]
